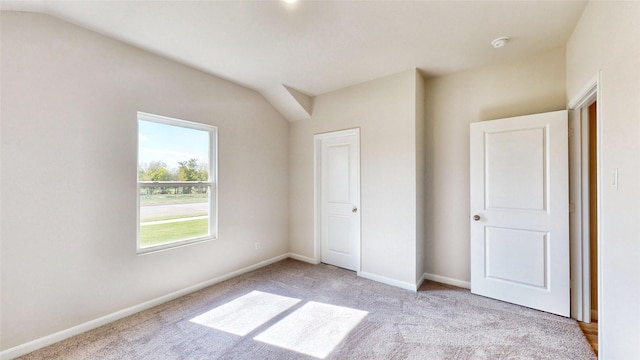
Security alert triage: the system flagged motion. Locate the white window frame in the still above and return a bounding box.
[136,112,218,254]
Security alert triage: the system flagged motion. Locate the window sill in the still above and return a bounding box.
[137,235,216,255]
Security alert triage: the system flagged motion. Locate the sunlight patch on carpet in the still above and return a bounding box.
[253,301,368,359]
[189,290,300,336]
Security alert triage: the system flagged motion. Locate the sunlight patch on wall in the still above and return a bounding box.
[190,290,300,336]
[253,301,368,359]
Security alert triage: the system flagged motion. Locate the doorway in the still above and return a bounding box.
[314,128,361,271]
[582,102,600,355]
[568,75,601,355]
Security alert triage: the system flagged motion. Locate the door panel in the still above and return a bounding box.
[327,145,350,203]
[485,227,547,288]
[486,128,546,211]
[327,215,351,254]
[317,129,360,271]
[470,110,569,316]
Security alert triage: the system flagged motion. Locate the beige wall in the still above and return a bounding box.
[566,1,640,357]
[424,47,566,283]
[289,69,424,287]
[1,12,289,350]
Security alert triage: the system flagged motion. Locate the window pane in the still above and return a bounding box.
[139,185,210,248]
[138,120,210,181]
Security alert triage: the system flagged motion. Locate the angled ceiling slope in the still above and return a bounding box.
[0,1,587,121]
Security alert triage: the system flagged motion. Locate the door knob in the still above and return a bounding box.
[352,206,358,213]
[473,215,480,221]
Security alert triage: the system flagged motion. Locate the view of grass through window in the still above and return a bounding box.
[138,113,215,250]
[139,188,209,247]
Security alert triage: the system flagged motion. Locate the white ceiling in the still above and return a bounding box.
[1,0,587,121]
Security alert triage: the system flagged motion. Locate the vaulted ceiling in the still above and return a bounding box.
[1,1,587,121]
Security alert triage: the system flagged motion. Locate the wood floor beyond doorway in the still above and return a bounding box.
[579,320,598,356]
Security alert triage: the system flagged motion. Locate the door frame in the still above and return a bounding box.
[568,72,602,346]
[569,105,593,322]
[313,128,361,270]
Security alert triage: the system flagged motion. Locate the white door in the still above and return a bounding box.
[470,110,569,316]
[315,129,360,271]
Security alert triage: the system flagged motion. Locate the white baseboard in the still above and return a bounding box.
[287,252,319,264]
[416,272,427,290]
[287,256,424,292]
[423,273,471,289]
[0,253,290,360]
[358,271,419,291]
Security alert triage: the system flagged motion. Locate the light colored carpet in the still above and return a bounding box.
[18,259,596,359]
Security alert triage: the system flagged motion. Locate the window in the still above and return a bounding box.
[137,112,217,253]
